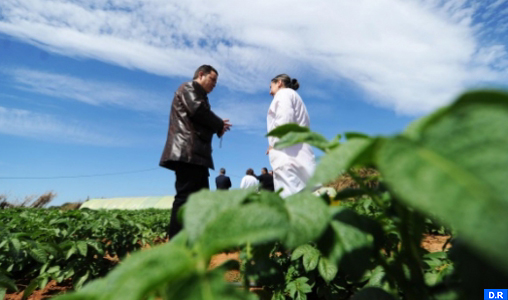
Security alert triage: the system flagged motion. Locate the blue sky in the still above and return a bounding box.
[1,0,507,206]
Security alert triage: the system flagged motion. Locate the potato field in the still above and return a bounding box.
[2,90,508,300]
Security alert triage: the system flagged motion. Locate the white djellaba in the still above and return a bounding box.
[267,88,316,198]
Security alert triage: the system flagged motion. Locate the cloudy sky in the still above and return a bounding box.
[1,0,507,205]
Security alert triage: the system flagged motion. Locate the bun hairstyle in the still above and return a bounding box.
[271,74,300,91]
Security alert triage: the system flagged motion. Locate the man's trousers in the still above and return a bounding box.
[167,162,209,238]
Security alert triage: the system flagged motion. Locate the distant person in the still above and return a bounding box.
[159,65,232,239]
[215,168,232,190]
[257,167,275,191]
[240,168,259,189]
[266,74,316,198]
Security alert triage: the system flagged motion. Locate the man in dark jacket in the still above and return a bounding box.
[257,167,275,191]
[160,65,232,238]
[215,168,232,190]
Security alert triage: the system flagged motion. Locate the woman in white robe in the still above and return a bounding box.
[267,74,316,198]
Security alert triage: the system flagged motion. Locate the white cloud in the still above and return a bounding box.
[0,0,507,114]
[5,68,167,112]
[0,105,125,145]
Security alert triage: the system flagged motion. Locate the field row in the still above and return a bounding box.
[0,208,170,298]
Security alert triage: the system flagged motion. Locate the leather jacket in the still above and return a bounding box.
[159,81,224,170]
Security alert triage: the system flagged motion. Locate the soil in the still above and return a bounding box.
[421,234,452,253]
[4,279,73,300]
[208,251,242,282]
[5,235,451,299]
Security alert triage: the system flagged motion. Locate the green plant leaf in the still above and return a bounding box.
[163,270,258,300]
[184,189,256,244]
[169,229,189,247]
[377,90,508,273]
[291,244,320,272]
[351,287,396,300]
[47,266,61,274]
[74,271,89,290]
[22,278,40,300]
[40,243,59,257]
[318,257,338,283]
[195,202,289,257]
[291,244,311,260]
[9,239,21,254]
[448,239,508,298]
[295,291,307,300]
[0,287,6,299]
[402,106,449,141]
[286,277,312,300]
[55,243,195,300]
[29,248,48,263]
[308,137,376,187]
[86,240,104,255]
[274,131,330,152]
[333,188,369,200]
[286,281,297,298]
[39,262,50,275]
[39,276,49,291]
[365,266,387,288]
[317,208,376,280]
[345,132,370,140]
[283,192,330,249]
[66,245,77,259]
[327,134,342,150]
[267,123,310,138]
[0,273,17,292]
[76,241,88,257]
[271,290,285,300]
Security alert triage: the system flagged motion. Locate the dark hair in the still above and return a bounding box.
[246,168,254,176]
[193,65,218,79]
[220,168,226,174]
[271,74,299,91]
[261,167,268,173]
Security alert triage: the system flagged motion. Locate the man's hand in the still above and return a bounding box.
[266,145,273,155]
[218,119,232,137]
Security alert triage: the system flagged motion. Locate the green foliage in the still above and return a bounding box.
[267,123,340,152]
[308,137,377,187]
[266,123,311,137]
[185,190,289,257]
[350,287,396,300]
[292,245,320,272]
[0,208,170,297]
[57,242,196,300]
[282,192,330,248]
[377,90,508,271]
[0,271,17,292]
[285,277,312,300]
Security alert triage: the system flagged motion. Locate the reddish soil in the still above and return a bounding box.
[4,279,73,300]
[208,252,242,282]
[421,234,452,253]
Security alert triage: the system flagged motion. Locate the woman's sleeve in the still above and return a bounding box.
[272,91,294,127]
[268,91,294,146]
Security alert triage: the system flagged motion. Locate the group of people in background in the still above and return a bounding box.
[215,167,275,191]
[159,65,316,238]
